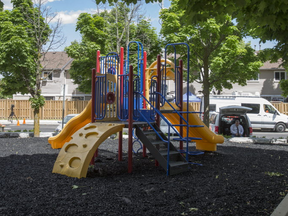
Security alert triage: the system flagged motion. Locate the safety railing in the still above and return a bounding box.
[117,74,129,121]
[95,75,106,120]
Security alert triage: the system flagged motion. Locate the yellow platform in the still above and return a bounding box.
[52,122,124,178]
[162,103,224,151]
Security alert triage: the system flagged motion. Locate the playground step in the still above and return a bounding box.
[143,130,163,136]
[158,150,181,161]
[135,124,189,176]
[169,161,189,175]
[151,140,167,145]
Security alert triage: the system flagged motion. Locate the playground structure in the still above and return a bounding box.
[49,41,224,178]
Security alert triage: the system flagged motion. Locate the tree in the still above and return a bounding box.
[65,3,161,93]
[0,0,64,136]
[0,1,3,11]
[96,0,288,64]
[160,0,262,126]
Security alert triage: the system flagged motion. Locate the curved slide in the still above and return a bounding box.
[162,103,224,151]
[53,122,124,178]
[48,100,92,149]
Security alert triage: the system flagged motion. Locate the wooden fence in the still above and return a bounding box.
[0,100,89,120]
[0,99,287,120]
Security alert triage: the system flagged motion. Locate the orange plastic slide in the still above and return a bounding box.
[162,103,224,151]
[48,100,92,149]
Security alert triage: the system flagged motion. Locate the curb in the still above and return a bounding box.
[227,137,288,145]
[271,194,288,216]
[0,132,54,138]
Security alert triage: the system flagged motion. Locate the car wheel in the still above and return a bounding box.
[275,123,286,132]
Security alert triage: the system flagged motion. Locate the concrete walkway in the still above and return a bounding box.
[0,119,58,125]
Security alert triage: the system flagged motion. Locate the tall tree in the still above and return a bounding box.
[160,0,262,126]
[66,4,161,93]
[0,0,64,136]
[0,0,3,11]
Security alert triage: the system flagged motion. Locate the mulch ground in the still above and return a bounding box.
[0,138,288,215]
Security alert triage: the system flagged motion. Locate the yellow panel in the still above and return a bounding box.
[52,122,124,178]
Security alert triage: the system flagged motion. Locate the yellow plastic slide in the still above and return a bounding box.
[48,100,92,149]
[161,103,224,151]
[53,122,124,178]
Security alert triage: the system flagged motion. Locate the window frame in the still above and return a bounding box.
[274,71,286,82]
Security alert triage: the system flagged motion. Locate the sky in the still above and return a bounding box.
[3,0,277,52]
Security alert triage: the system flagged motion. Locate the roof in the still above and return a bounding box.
[260,59,285,70]
[41,52,73,70]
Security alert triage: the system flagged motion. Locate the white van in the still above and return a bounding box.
[201,95,288,132]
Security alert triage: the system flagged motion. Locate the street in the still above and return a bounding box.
[4,123,58,133]
[2,120,288,139]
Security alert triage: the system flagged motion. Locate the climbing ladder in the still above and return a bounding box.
[132,43,204,175]
[135,123,189,175]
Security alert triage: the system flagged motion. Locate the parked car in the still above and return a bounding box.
[202,95,288,132]
[209,105,253,137]
[55,114,79,134]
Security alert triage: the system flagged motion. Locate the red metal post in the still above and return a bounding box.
[128,65,134,173]
[96,50,100,73]
[118,131,123,161]
[118,47,124,161]
[179,60,183,150]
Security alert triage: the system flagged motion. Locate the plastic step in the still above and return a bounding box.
[143,130,162,135]
[169,161,188,167]
[158,150,179,156]
[169,161,189,175]
[151,140,167,145]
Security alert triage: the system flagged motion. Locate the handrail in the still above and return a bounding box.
[135,91,182,137]
[134,91,172,175]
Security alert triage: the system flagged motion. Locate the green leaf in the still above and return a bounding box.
[72,185,79,189]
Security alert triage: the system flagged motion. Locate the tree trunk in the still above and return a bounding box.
[115,3,119,53]
[33,108,40,137]
[202,58,210,127]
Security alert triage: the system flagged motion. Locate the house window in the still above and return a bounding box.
[42,71,53,80]
[274,71,286,81]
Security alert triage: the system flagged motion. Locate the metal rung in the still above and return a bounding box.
[160,110,175,113]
